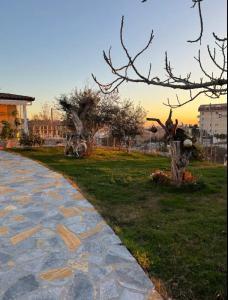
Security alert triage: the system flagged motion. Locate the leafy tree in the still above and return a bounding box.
[58,88,145,155]
[109,100,146,151]
[58,88,120,155]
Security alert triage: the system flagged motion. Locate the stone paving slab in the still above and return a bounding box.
[0,151,156,300]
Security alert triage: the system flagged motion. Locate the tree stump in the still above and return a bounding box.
[171,141,184,186]
[147,110,193,187]
[170,141,190,186]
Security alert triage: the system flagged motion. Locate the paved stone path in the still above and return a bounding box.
[0,151,159,300]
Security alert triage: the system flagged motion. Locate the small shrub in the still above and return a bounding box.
[19,132,44,148]
[191,144,205,161]
[150,170,171,185]
[182,171,197,183]
[150,169,198,187]
[0,121,15,140]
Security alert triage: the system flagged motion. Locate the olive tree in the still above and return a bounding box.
[58,88,145,156]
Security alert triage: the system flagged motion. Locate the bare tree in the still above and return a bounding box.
[92,0,227,108]
[32,103,51,121]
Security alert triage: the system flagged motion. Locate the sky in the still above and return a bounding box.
[0,0,227,124]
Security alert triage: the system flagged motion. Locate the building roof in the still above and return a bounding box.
[198,103,227,112]
[0,93,35,102]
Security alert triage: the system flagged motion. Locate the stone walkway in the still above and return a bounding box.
[0,151,158,300]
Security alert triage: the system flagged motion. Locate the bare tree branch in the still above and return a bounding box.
[188,0,204,44]
[92,0,227,108]
[146,118,168,133]
[213,32,227,42]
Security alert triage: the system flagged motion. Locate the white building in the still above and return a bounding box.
[0,93,35,134]
[198,103,227,137]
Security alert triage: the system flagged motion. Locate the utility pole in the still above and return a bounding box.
[210,103,213,162]
[51,108,54,138]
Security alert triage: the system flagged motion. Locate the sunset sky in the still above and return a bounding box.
[0,0,227,124]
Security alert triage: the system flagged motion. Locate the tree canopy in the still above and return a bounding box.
[58,87,145,153]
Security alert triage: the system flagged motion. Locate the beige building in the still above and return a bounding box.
[198,103,227,136]
[29,120,67,139]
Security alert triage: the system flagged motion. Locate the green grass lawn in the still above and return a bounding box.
[11,147,227,300]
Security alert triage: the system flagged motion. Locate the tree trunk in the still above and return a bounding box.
[126,139,132,153]
[170,141,186,186]
[113,137,116,149]
[85,139,94,157]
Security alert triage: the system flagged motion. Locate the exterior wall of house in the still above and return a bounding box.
[0,94,35,136]
[0,104,17,125]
